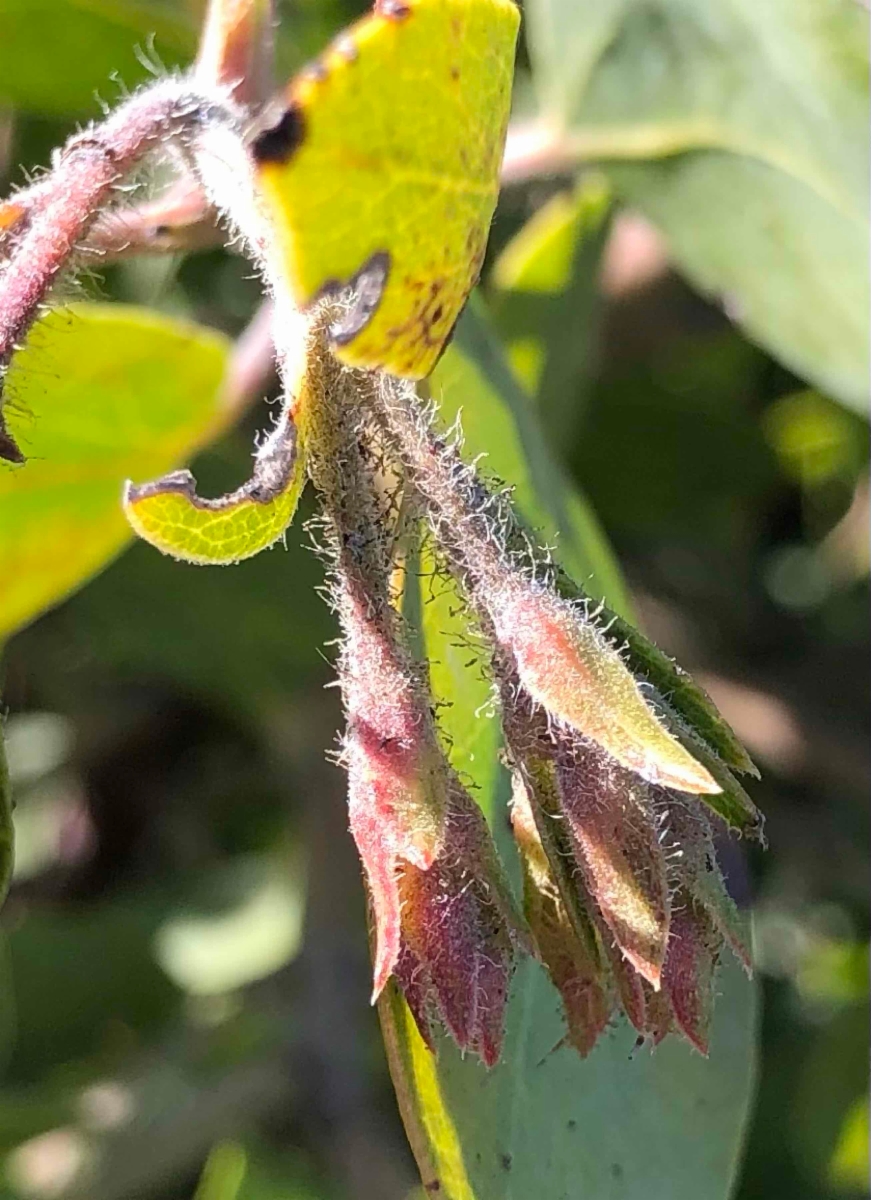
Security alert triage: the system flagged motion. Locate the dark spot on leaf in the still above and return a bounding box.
[567,1119,577,1131]
[324,251,391,345]
[424,1182,441,1194]
[375,0,411,19]
[431,304,443,323]
[0,419,24,464]
[451,66,460,80]
[252,104,306,165]
[500,1153,512,1172]
[611,1163,624,1180]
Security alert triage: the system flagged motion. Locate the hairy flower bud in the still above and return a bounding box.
[511,775,610,1056]
[660,893,722,1054]
[659,797,752,972]
[488,582,721,796]
[500,678,751,1056]
[308,347,524,1057]
[551,734,671,988]
[394,781,524,1067]
[340,585,449,995]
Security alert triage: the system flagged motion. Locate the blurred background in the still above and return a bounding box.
[0,1,868,1198]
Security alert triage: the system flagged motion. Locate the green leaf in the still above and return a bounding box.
[433,297,630,615]
[0,0,196,114]
[490,177,612,441]
[384,956,756,1200]
[0,304,231,640]
[0,726,13,909]
[254,0,519,379]
[123,427,307,566]
[522,0,870,411]
[386,300,759,1198]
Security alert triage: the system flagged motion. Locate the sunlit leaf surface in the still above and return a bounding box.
[253,0,519,378]
[0,305,230,638]
[123,425,307,566]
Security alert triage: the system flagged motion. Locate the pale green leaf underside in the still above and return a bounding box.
[523,0,870,410]
[385,956,756,1200]
[0,304,231,639]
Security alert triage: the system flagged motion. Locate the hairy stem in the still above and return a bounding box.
[366,373,522,598]
[0,80,240,461]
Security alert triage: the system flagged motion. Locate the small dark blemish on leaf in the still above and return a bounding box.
[500,1153,512,1172]
[0,420,24,464]
[325,251,391,345]
[566,1119,577,1131]
[251,104,306,165]
[611,1163,624,1180]
[424,1182,441,1194]
[375,0,411,19]
[451,66,460,80]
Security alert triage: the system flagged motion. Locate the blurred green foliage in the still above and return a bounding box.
[0,2,868,1199]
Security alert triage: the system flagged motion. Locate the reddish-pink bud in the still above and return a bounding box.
[553,736,671,989]
[395,783,523,1067]
[511,777,610,1056]
[338,579,524,1050]
[661,894,722,1055]
[346,720,449,997]
[661,798,752,972]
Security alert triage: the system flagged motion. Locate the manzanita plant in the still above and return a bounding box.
[0,0,766,1191]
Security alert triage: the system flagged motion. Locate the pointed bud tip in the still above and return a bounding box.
[649,755,721,797]
[493,587,724,796]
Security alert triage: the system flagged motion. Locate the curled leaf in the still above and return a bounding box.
[252,0,520,378]
[123,412,305,565]
[124,306,311,566]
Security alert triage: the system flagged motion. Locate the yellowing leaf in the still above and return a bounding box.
[123,420,307,566]
[123,307,312,566]
[0,304,230,639]
[253,0,519,379]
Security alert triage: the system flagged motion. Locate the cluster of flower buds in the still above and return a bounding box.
[304,334,525,1066]
[302,312,761,1066]
[342,367,763,1062]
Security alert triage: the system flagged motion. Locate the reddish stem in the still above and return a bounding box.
[0,81,238,461]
